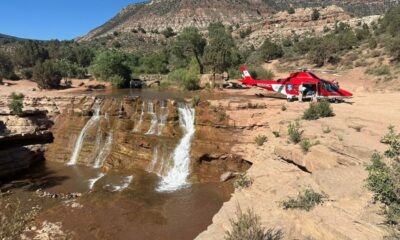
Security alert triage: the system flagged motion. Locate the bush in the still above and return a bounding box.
[381,126,400,161]
[287,7,295,14]
[239,27,252,39]
[300,139,320,153]
[281,105,287,111]
[168,68,200,91]
[0,51,14,80]
[288,121,303,144]
[234,173,253,189]
[366,65,391,76]
[162,27,176,38]
[254,134,268,146]
[311,9,320,21]
[303,100,334,120]
[89,51,131,87]
[192,95,201,107]
[260,39,284,61]
[32,60,62,89]
[8,92,24,116]
[225,207,283,240]
[281,188,326,211]
[20,68,33,79]
[248,66,275,80]
[273,131,280,138]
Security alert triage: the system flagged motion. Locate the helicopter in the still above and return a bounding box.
[240,66,353,102]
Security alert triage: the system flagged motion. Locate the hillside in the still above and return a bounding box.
[80,0,398,41]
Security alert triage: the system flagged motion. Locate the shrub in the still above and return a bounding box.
[20,68,33,79]
[311,9,320,21]
[260,39,284,61]
[288,122,303,144]
[366,65,391,76]
[225,207,283,240]
[234,173,253,189]
[369,38,378,49]
[273,131,280,138]
[287,7,295,14]
[8,92,24,116]
[381,126,400,161]
[168,68,200,91]
[0,51,14,80]
[281,189,326,211]
[239,27,252,39]
[32,60,62,89]
[254,134,268,146]
[303,100,334,120]
[281,105,287,111]
[162,27,176,38]
[322,126,331,134]
[300,139,320,153]
[248,66,275,80]
[109,75,126,88]
[192,95,201,107]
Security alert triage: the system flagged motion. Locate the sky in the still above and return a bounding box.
[0,0,144,40]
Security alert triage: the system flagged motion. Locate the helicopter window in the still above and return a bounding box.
[322,81,338,93]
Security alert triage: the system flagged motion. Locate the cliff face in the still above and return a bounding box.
[79,0,397,41]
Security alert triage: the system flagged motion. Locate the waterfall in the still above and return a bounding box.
[147,146,159,172]
[157,104,196,192]
[67,100,102,166]
[88,173,105,190]
[133,102,145,132]
[146,102,158,135]
[93,132,113,169]
[157,100,169,136]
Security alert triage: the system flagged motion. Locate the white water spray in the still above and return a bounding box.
[157,100,169,136]
[104,176,133,192]
[146,102,158,135]
[157,104,195,192]
[93,132,113,169]
[88,173,105,190]
[133,102,145,132]
[67,100,101,166]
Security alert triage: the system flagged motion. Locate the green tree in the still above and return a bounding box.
[90,51,131,85]
[139,51,169,74]
[8,92,24,116]
[287,7,295,14]
[172,27,206,73]
[13,41,49,68]
[380,6,400,37]
[203,22,237,73]
[259,39,284,62]
[0,51,14,80]
[33,60,62,89]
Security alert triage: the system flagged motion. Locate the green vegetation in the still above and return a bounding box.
[254,134,268,146]
[300,139,320,153]
[168,67,200,91]
[260,39,284,62]
[322,126,331,134]
[0,51,14,80]
[234,173,253,189]
[311,9,320,21]
[161,27,176,38]
[191,95,201,107]
[89,51,131,87]
[366,65,391,76]
[225,207,283,240]
[172,27,206,73]
[239,27,253,39]
[281,105,287,111]
[33,60,62,89]
[366,127,400,227]
[8,92,24,116]
[287,7,295,14]
[303,100,334,120]
[282,188,326,211]
[248,66,275,80]
[288,121,303,144]
[273,131,280,138]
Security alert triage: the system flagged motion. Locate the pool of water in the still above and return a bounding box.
[3,161,233,240]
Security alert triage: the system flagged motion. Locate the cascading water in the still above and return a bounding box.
[93,132,113,169]
[67,100,102,166]
[157,100,169,136]
[147,146,159,173]
[157,104,196,192]
[146,102,158,135]
[133,102,145,132]
[88,173,105,190]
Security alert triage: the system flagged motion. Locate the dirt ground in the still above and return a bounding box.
[0,79,112,98]
[196,65,400,239]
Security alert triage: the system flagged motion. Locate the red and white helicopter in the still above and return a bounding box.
[240,66,353,102]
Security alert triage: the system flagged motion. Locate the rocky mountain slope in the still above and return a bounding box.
[80,0,398,41]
